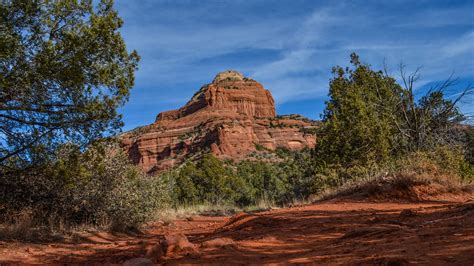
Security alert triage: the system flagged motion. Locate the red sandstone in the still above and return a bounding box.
[121,70,317,173]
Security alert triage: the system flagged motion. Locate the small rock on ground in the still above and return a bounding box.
[201,237,236,249]
[163,233,199,257]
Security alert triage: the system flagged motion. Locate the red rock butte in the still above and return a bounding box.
[121,70,317,173]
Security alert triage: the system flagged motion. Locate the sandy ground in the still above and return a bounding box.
[1,200,473,265]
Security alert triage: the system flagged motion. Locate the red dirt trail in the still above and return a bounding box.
[1,200,473,265]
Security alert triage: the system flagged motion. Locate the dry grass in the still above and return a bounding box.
[318,170,473,202]
[0,209,35,240]
[0,201,280,242]
[316,152,474,202]
[0,209,111,242]
[158,204,242,222]
[156,201,278,223]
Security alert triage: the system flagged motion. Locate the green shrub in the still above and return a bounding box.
[236,160,287,205]
[0,141,170,231]
[168,154,251,206]
[315,53,467,171]
[172,163,200,205]
[105,174,170,231]
[164,151,319,208]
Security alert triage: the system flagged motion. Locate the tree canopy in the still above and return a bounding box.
[0,0,139,172]
[315,53,468,168]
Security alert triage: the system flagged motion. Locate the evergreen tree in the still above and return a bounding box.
[315,53,469,170]
[0,0,139,172]
[316,53,401,167]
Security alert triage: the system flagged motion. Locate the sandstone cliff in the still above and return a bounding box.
[121,70,317,173]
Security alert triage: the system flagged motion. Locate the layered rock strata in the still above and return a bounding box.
[121,70,317,173]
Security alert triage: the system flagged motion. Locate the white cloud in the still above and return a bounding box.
[115,0,474,128]
[249,4,474,103]
[442,31,474,58]
[121,17,297,87]
[251,8,341,102]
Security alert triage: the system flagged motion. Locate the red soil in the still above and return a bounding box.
[1,200,473,265]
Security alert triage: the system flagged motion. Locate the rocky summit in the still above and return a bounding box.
[121,70,317,173]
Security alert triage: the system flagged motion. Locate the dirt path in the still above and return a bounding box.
[1,201,473,265]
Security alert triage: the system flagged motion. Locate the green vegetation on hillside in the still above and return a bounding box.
[163,53,473,209]
[165,149,314,207]
[313,53,473,183]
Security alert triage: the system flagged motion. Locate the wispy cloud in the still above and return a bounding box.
[115,0,474,129]
[251,7,342,101]
[442,31,474,58]
[251,1,474,102]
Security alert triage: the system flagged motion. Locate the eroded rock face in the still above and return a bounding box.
[121,70,317,173]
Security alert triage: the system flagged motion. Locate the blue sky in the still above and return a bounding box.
[115,0,474,130]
